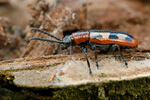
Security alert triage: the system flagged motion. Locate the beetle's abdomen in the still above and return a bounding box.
[89,30,138,47]
[72,31,90,44]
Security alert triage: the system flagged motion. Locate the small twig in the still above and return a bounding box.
[49,72,56,82]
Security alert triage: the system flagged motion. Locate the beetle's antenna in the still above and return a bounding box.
[30,38,66,44]
[31,28,62,41]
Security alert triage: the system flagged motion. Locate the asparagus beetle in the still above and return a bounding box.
[30,28,138,75]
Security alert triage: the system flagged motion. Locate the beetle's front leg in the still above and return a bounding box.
[82,47,93,76]
[70,42,73,55]
[70,45,73,55]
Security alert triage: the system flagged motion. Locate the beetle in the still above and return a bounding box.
[30,28,138,75]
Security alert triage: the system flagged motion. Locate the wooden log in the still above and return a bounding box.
[0,52,150,99]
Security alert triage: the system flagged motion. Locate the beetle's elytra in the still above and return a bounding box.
[30,28,138,75]
[72,30,138,47]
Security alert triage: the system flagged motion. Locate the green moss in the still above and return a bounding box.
[98,73,107,77]
[0,87,32,100]
[103,77,150,100]
[53,84,101,100]
[50,77,150,100]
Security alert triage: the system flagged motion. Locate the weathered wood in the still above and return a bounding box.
[0,53,150,99]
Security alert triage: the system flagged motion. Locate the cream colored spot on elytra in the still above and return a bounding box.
[90,32,100,37]
[117,33,128,40]
[100,32,110,39]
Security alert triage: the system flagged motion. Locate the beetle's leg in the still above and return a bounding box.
[112,44,118,59]
[117,46,128,67]
[82,47,93,76]
[95,48,99,69]
[70,45,73,55]
[90,45,99,69]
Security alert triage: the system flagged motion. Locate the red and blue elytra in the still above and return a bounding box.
[30,28,138,75]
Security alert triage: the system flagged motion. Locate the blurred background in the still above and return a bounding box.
[0,0,150,60]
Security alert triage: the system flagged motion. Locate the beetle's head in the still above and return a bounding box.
[29,28,76,50]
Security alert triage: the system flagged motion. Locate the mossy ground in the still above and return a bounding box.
[50,77,150,100]
[1,75,150,100]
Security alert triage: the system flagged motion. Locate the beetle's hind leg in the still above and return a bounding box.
[113,44,128,67]
[82,47,93,76]
[118,46,128,67]
[95,48,99,69]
